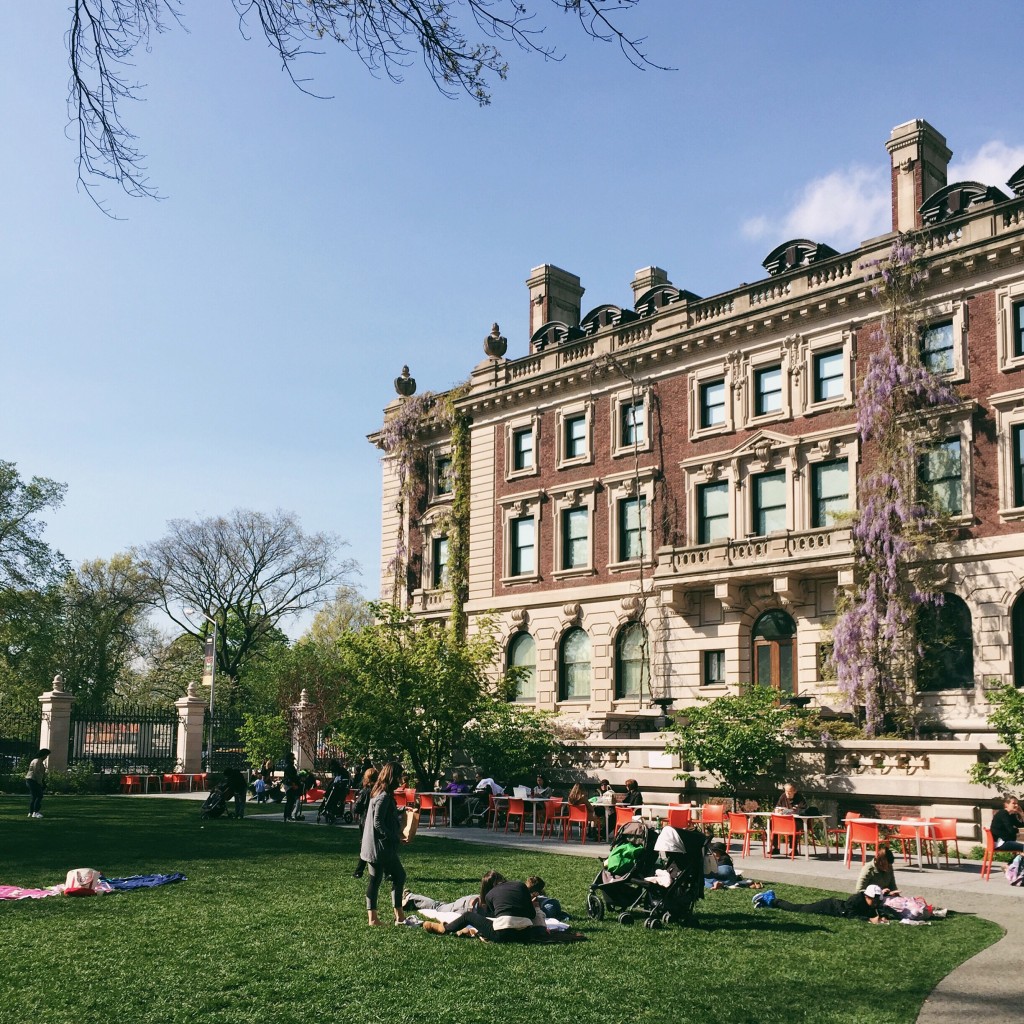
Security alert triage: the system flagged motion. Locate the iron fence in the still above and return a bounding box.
[0,704,43,770]
[68,701,178,773]
[206,708,248,772]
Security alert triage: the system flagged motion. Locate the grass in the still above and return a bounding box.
[1,796,1002,1024]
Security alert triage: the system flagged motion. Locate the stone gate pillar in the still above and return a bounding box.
[290,689,317,772]
[175,683,208,774]
[39,674,75,773]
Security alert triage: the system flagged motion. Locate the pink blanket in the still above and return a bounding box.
[0,885,60,900]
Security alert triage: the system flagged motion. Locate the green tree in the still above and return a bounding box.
[0,586,63,707]
[969,685,1024,792]
[664,687,804,802]
[461,699,558,786]
[238,710,290,772]
[0,460,67,589]
[303,585,373,647]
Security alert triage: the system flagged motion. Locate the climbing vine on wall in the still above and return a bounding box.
[831,236,960,736]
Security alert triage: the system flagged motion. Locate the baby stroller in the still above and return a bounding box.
[316,778,353,825]
[200,787,228,820]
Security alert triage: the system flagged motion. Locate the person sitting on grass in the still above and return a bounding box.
[753,883,892,924]
[420,870,546,943]
[525,876,568,921]
[704,839,762,889]
[856,845,899,896]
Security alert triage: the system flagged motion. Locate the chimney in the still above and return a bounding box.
[630,266,670,306]
[885,119,952,233]
[526,265,584,338]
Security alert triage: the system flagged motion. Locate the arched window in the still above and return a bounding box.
[752,610,796,695]
[1013,593,1024,689]
[615,622,649,699]
[918,594,974,690]
[559,628,591,701]
[508,632,537,702]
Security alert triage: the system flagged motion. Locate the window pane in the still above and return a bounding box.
[563,508,589,569]
[921,321,954,374]
[622,402,645,446]
[616,623,648,698]
[432,536,448,588]
[1015,425,1024,507]
[812,459,849,527]
[435,457,453,494]
[755,644,773,687]
[561,628,591,700]
[753,471,786,535]
[813,350,844,402]
[755,366,782,415]
[779,642,794,695]
[513,429,534,471]
[619,496,647,561]
[700,380,726,428]
[698,481,729,543]
[703,650,725,685]
[565,415,587,458]
[509,633,536,701]
[918,595,974,690]
[919,439,962,515]
[1015,300,1024,358]
[511,516,535,575]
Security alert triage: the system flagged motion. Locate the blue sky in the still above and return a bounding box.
[3,2,1023,633]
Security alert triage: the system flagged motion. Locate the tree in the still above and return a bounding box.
[330,603,506,787]
[664,687,804,802]
[67,0,660,205]
[461,699,558,785]
[137,508,354,685]
[0,460,67,589]
[303,585,373,647]
[969,685,1024,793]
[238,710,290,771]
[120,631,203,705]
[0,586,63,708]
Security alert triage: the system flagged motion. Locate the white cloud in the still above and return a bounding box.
[741,215,771,241]
[949,140,1024,189]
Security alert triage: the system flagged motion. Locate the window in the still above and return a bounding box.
[1013,592,1024,688]
[512,428,534,471]
[562,508,589,570]
[813,350,845,403]
[431,536,448,588]
[615,623,648,699]
[559,628,591,701]
[1014,425,1024,507]
[508,632,537,702]
[817,642,836,681]
[752,609,796,695]
[565,415,587,459]
[811,459,849,527]
[917,594,973,690]
[698,481,730,544]
[703,650,726,686]
[1015,300,1024,359]
[700,380,726,428]
[510,516,535,576]
[921,320,955,375]
[618,496,647,562]
[621,401,645,447]
[754,366,782,417]
[434,456,453,496]
[918,438,962,515]
[752,471,786,535]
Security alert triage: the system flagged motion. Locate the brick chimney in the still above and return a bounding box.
[526,264,584,338]
[630,266,670,306]
[885,119,952,233]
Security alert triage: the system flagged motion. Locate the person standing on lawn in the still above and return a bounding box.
[282,753,301,822]
[361,761,408,926]
[25,748,49,818]
[223,767,248,819]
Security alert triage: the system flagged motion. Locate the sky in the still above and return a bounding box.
[3,1,1024,635]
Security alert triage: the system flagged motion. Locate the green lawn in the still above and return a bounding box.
[1,796,1002,1024]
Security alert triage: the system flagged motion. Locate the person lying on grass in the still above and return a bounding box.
[404,875,567,921]
[420,871,546,943]
[753,883,892,923]
[855,846,948,920]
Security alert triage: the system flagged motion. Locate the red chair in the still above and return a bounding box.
[614,804,638,831]
[417,793,446,828]
[485,792,508,830]
[981,827,995,881]
[394,790,408,810]
[563,803,590,844]
[304,787,326,804]
[827,811,860,855]
[162,773,179,792]
[770,814,800,859]
[727,813,766,857]
[667,806,692,829]
[845,820,881,867]
[120,774,140,794]
[893,818,933,866]
[540,798,568,840]
[504,797,527,835]
[700,803,727,836]
[928,818,961,867]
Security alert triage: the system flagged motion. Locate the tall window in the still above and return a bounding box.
[565,415,587,459]
[752,471,786,535]
[619,496,647,561]
[700,379,726,428]
[754,365,782,416]
[508,632,537,701]
[918,438,962,515]
[1013,592,1024,688]
[621,401,645,446]
[510,516,535,576]
[559,628,591,701]
[917,594,973,690]
[1014,300,1024,358]
[562,508,589,570]
[431,536,448,588]
[703,650,726,686]
[752,609,796,695]
[921,320,954,374]
[512,428,534,471]
[698,481,729,544]
[811,459,849,527]
[435,456,453,495]
[615,623,648,699]
[813,350,844,402]
[1013,425,1024,507]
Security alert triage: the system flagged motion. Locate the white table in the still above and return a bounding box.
[844,817,934,869]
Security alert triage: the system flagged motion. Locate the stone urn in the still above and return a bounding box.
[394,365,417,397]
[483,323,507,359]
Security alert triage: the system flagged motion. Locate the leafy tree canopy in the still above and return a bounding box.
[969,685,1024,793]
[461,699,558,787]
[0,460,67,590]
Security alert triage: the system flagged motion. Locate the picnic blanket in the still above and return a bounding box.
[419,908,570,932]
[0,885,61,900]
[0,872,186,900]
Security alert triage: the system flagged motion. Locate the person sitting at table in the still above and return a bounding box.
[621,779,644,807]
[774,782,807,814]
[753,884,891,924]
[856,845,900,896]
[421,871,546,943]
[532,774,552,798]
[568,783,601,838]
[442,771,472,824]
[590,779,614,805]
[991,795,1024,853]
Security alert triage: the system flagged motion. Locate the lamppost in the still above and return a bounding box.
[184,608,218,772]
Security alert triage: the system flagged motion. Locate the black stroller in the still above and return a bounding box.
[586,819,705,929]
[316,778,353,825]
[200,787,228,820]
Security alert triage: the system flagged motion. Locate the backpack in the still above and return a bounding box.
[606,841,642,875]
[64,868,104,897]
[1007,855,1024,886]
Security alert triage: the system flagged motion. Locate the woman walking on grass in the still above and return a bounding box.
[360,761,408,926]
[25,748,49,818]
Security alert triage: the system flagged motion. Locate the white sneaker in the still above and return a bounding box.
[931,908,948,919]
[34,812,43,818]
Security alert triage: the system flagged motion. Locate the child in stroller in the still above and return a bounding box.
[200,787,228,820]
[586,819,706,929]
